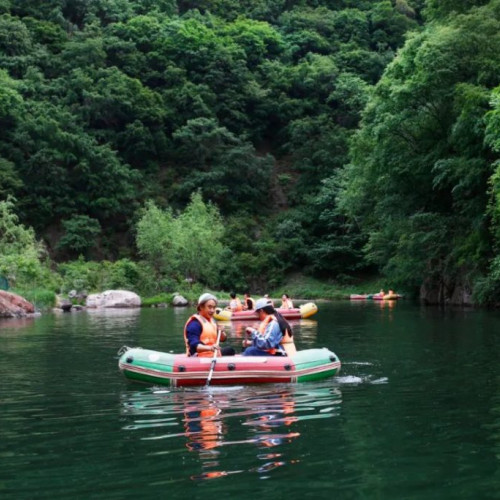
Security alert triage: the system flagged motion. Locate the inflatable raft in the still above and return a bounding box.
[214,302,318,322]
[118,346,340,387]
[349,293,400,301]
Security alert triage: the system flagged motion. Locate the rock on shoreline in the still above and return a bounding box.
[0,291,35,318]
[86,290,141,308]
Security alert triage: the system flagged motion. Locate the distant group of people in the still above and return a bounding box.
[373,289,396,298]
[226,292,293,312]
[226,292,255,312]
[184,292,297,359]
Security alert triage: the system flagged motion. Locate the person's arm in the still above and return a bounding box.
[186,319,202,355]
[250,320,282,350]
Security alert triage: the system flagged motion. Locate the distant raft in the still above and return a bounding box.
[118,346,341,387]
[350,293,401,301]
[214,302,318,322]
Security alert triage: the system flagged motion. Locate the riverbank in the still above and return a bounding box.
[9,273,393,311]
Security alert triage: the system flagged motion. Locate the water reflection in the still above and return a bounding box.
[0,316,36,330]
[120,382,342,481]
[83,307,141,330]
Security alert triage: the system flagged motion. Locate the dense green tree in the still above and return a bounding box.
[10,101,140,237]
[56,215,102,257]
[136,192,226,287]
[172,117,273,212]
[337,1,500,297]
[0,0,431,293]
[0,197,52,288]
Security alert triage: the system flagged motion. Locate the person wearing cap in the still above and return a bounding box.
[184,293,235,357]
[242,298,292,356]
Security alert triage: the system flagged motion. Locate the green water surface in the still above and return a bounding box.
[1,301,499,499]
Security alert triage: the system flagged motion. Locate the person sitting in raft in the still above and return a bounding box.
[280,293,294,309]
[374,289,385,298]
[264,293,274,307]
[226,292,243,312]
[242,298,296,357]
[243,292,255,310]
[184,293,235,357]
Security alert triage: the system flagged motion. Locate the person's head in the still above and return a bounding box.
[230,292,236,299]
[282,293,289,300]
[244,292,250,298]
[255,297,274,318]
[197,293,217,318]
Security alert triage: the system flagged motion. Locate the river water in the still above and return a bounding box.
[1,301,499,499]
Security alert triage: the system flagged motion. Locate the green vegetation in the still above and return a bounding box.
[1,1,500,306]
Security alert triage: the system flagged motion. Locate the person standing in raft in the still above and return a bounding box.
[226,292,243,312]
[280,293,294,309]
[184,293,235,357]
[242,298,296,356]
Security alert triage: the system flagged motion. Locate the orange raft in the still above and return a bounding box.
[214,302,318,321]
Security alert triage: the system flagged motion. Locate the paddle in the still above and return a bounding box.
[205,328,222,387]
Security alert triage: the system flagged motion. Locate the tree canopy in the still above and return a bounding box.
[4,0,500,303]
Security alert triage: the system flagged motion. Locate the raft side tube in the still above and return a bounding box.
[214,308,232,321]
[299,302,318,318]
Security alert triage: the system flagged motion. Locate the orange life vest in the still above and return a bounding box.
[258,314,296,356]
[184,314,218,358]
[229,298,243,312]
[257,315,279,355]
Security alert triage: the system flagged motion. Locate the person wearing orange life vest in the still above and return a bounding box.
[226,292,243,312]
[242,298,296,356]
[184,293,235,357]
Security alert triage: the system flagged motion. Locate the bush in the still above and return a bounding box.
[58,257,142,294]
[13,287,56,309]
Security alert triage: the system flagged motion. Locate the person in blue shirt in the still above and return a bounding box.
[242,298,287,356]
[184,293,235,357]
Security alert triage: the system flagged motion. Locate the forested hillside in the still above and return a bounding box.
[1,0,499,304]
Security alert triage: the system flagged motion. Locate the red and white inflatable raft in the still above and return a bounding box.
[214,302,318,321]
[118,346,340,387]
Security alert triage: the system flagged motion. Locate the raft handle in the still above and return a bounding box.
[126,356,133,363]
[284,364,291,371]
[178,365,186,372]
[329,355,337,362]
[228,363,235,371]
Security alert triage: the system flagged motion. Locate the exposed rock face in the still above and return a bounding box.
[420,278,473,306]
[86,290,141,308]
[0,291,35,317]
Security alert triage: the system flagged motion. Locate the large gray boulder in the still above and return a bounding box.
[0,291,35,317]
[86,290,141,308]
[172,293,189,307]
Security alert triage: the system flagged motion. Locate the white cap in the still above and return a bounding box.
[255,298,271,311]
[197,293,217,306]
